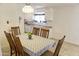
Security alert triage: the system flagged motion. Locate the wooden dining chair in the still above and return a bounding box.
[42,35,66,56]
[11,34,29,56]
[32,27,40,36]
[4,31,17,56]
[11,26,21,35]
[40,28,49,38]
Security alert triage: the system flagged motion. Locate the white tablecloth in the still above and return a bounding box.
[18,34,55,56]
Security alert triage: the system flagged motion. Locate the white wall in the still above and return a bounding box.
[52,6,79,45]
[0,4,25,49]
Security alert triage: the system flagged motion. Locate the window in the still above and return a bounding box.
[33,12,47,24]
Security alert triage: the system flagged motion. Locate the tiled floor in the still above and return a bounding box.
[59,42,79,56]
[1,41,79,56]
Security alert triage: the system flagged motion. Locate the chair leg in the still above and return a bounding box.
[10,49,12,56]
[14,50,16,56]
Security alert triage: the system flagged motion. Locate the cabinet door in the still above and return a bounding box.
[24,25,33,32]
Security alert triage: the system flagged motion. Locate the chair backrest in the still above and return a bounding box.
[11,34,24,56]
[40,28,49,38]
[11,26,20,35]
[32,27,40,36]
[53,35,66,56]
[4,31,15,50]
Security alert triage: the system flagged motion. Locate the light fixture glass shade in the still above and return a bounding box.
[22,5,34,13]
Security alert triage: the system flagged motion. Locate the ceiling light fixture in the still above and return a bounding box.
[22,3,34,13]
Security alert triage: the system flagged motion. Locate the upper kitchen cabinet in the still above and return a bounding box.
[44,7,53,23]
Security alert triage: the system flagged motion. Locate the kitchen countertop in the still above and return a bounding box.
[25,23,52,29]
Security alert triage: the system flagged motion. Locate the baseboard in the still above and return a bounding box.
[64,40,79,47]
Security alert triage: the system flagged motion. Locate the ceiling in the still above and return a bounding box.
[30,3,79,6]
[27,3,79,9]
[0,3,79,9]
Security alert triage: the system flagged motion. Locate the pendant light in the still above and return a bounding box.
[22,3,34,13]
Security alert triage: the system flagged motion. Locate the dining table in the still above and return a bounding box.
[17,34,55,56]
